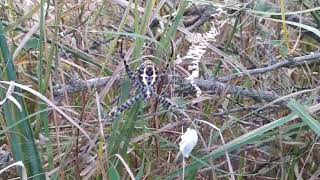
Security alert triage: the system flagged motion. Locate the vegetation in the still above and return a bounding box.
[0,0,320,179]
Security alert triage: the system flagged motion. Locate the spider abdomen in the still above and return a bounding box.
[137,60,158,87]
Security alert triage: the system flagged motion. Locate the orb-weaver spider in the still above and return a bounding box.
[106,58,187,121]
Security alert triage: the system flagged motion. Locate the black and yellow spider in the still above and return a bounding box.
[107,59,184,121]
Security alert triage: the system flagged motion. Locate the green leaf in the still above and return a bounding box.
[254,0,278,13]
[108,162,121,180]
[135,156,145,180]
[23,38,40,50]
[287,99,320,136]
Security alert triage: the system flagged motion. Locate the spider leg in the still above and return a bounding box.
[123,59,142,87]
[107,93,143,121]
[154,93,177,110]
[153,92,189,119]
[156,61,170,83]
[123,59,135,80]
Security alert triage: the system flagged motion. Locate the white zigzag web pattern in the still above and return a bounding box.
[177,8,227,97]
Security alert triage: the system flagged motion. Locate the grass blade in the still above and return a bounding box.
[287,99,320,136]
[0,21,45,179]
[165,102,319,178]
[155,0,189,60]
[36,0,54,171]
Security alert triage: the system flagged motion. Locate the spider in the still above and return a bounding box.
[106,59,185,121]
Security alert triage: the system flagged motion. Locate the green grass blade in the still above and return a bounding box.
[265,17,320,38]
[280,0,290,50]
[0,21,45,179]
[155,0,189,60]
[108,0,155,151]
[108,0,156,176]
[98,0,131,78]
[132,0,156,59]
[248,6,320,16]
[1,20,113,75]
[107,0,135,156]
[165,107,302,178]
[4,4,40,32]
[108,161,121,179]
[287,99,320,136]
[117,0,155,152]
[35,0,55,171]
[119,101,141,155]
[108,81,131,155]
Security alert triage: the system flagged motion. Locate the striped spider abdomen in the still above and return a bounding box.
[137,60,158,98]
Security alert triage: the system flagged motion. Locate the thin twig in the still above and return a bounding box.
[53,76,281,105]
[176,79,282,103]
[211,105,279,116]
[218,52,320,82]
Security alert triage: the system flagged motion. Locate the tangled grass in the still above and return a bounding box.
[0,0,320,179]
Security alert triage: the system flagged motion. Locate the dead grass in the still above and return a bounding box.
[1,0,320,179]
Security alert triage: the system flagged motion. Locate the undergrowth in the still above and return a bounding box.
[0,0,320,179]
